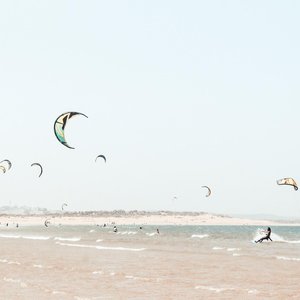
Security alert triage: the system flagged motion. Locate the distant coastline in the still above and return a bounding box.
[0,209,299,226]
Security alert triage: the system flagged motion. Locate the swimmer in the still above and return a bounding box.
[156,228,160,234]
[255,227,272,243]
[113,226,118,233]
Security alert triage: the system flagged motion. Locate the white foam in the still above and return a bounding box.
[191,234,209,239]
[146,232,156,236]
[117,231,137,235]
[0,234,20,239]
[33,264,43,268]
[89,230,95,233]
[22,235,50,240]
[212,247,224,250]
[54,237,81,242]
[0,259,21,265]
[96,239,103,242]
[125,275,151,281]
[92,271,103,275]
[195,285,235,293]
[8,261,21,265]
[3,277,27,288]
[227,248,241,252]
[276,256,300,262]
[56,242,146,252]
[52,291,66,295]
[4,277,19,283]
[285,240,300,244]
[0,234,50,241]
[232,253,241,257]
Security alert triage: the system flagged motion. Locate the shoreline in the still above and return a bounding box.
[0,212,299,226]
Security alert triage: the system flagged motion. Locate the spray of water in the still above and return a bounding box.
[253,228,300,244]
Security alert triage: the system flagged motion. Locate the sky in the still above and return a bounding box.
[0,1,300,216]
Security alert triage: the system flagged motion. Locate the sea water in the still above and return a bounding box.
[0,224,299,299]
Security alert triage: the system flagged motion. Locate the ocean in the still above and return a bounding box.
[0,223,299,299]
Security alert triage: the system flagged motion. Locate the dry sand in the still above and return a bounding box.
[0,211,296,226]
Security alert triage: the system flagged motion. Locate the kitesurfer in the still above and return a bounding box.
[113,226,118,233]
[95,155,106,163]
[255,227,272,243]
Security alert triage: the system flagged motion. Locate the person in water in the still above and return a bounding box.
[255,227,272,243]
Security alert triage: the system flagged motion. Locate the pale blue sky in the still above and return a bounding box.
[0,1,300,216]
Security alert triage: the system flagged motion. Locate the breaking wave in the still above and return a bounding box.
[56,242,145,252]
[191,234,209,239]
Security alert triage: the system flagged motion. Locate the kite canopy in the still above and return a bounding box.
[276,178,298,191]
[202,186,211,197]
[61,203,68,211]
[54,112,88,149]
[0,159,12,171]
[44,219,50,227]
[31,163,43,177]
[0,159,12,174]
[95,155,106,163]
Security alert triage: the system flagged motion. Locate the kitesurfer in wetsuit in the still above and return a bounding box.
[255,227,272,243]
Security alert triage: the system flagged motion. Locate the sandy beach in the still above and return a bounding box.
[0,211,296,227]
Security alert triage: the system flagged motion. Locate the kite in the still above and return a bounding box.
[202,186,211,197]
[44,219,50,227]
[54,112,88,149]
[61,203,68,211]
[276,178,298,191]
[0,160,12,171]
[95,155,106,163]
[31,163,43,177]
